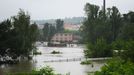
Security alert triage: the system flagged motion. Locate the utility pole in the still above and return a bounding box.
[103,0,106,18]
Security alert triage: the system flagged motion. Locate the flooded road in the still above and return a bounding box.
[0,46,105,75]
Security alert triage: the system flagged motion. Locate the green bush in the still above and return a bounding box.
[84,38,112,58]
[122,40,134,62]
[111,39,126,56]
[111,39,134,62]
[51,50,61,54]
[33,51,42,55]
[80,60,91,65]
[94,58,134,75]
[112,39,126,50]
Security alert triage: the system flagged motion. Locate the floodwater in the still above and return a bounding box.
[0,46,105,75]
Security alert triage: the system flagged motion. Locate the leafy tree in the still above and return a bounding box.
[122,40,134,62]
[12,9,32,56]
[29,23,38,50]
[0,19,12,56]
[56,19,64,32]
[112,39,126,50]
[82,3,114,44]
[48,25,56,42]
[119,11,134,40]
[82,3,113,57]
[109,7,122,41]
[42,23,56,42]
[0,9,38,57]
[43,23,49,41]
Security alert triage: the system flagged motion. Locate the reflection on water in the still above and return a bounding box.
[0,61,35,75]
[0,46,105,75]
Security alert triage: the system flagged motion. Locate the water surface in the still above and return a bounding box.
[0,46,105,75]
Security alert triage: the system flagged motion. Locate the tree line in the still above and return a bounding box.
[38,19,64,42]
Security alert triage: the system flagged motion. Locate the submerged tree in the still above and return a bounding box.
[0,9,38,57]
[82,3,123,57]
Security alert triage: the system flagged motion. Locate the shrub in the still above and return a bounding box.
[94,58,134,75]
[80,60,91,65]
[122,40,134,62]
[33,51,42,55]
[51,50,61,54]
[85,38,112,58]
[112,39,126,50]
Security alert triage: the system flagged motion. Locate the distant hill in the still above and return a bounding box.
[32,17,84,25]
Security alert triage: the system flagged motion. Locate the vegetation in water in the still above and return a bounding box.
[0,1,134,75]
[94,58,134,75]
[80,60,91,65]
[82,2,134,75]
[0,9,38,60]
[82,3,134,58]
[33,51,42,55]
[7,66,58,75]
[84,38,112,58]
[51,50,61,54]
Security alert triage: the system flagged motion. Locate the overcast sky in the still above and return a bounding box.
[0,0,133,21]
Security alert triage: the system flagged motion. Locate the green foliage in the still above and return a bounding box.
[81,5,134,72]
[64,29,79,34]
[51,50,61,54]
[0,19,12,55]
[119,23,134,40]
[110,6,122,41]
[11,9,38,56]
[56,19,64,33]
[94,58,134,75]
[42,23,50,41]
[111,39,134,62]
[49,25,56,41]
[85,38,112,58]
[82,3,134,58]
[42,19,66,42]
[42,23,56,42]
[80,60,91,65]
[0,9,38,57]
[111,39,126,56]
[112,39,126,50]
[7,66,57,75]
[82,3,115,44]
[121,40,134,62]
[33,51,42,55]
[118,11,134,41]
